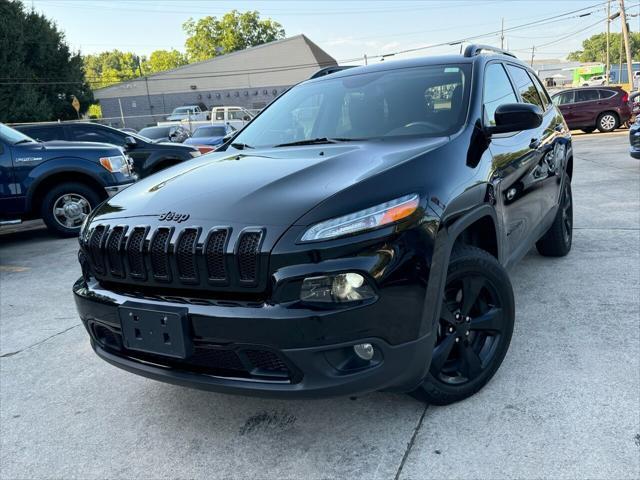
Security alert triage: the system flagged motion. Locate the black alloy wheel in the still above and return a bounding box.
[536,181,573,257]
[413,246,515,405]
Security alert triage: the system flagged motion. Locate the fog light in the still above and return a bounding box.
[300,273,375,303]
[354,343,374,360]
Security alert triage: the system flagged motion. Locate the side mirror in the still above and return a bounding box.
[124,136,137,148]
[488,103,543,134]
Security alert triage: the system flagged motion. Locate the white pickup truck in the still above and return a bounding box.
[163,106,255,133]
[165,105,210,122]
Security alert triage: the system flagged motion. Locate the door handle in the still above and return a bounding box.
[529,138,540,149]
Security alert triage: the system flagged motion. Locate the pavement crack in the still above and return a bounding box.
[394,404,428,480]
[0,324,81,358]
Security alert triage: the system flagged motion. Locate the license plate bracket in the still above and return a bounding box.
[119,303,191,359]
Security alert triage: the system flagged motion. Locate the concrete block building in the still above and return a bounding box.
[94,35,337,130]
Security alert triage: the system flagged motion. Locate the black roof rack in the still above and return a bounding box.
[309,65,357,79]
[463,44,517,59]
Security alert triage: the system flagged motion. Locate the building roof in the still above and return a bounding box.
[94,35,337,99]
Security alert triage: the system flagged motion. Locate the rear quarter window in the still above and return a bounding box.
[598,89,616,99]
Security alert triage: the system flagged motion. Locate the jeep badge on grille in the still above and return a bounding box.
[159,211,190,223]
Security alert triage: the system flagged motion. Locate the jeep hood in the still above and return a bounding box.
[94,137,447,226]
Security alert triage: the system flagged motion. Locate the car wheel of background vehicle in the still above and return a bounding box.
[411,246,515,405]
[581,127,595,134]
[536,181,573,257]
[596,112,619,133]
[41,182,102,237]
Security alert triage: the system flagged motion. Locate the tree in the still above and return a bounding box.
[83,50,142,89]
[183,10,285,63]
[145,49,188,74]
[568,32,640,63]
[0,0,93,122]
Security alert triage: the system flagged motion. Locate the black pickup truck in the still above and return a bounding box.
[0,123,134,236]
[15,122,201,178]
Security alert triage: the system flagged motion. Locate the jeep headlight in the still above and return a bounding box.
[300,194,419,242]
[99,155,131,176]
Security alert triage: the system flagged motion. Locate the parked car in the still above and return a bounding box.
[581,75,608,87]
[552,87,631,133]
[166,104,210,122]
[15,122,200,178]
[183,125,231,149]
[74,45,574,405]
[138,125,191,143]
[630,117,640,159]
[0,123,134,236]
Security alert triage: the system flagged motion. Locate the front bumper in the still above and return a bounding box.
[74,278,434,398]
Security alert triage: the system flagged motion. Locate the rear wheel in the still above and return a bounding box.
[412,246,515,405]
[596,112,619,133]
[536,181,573,257]
[41,182,102,237]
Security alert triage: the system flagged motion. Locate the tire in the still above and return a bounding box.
[536,181,573,257]
[41,182,102,237]
[411,246,515,405]
[581,127,595,134]
[596,112,619,133]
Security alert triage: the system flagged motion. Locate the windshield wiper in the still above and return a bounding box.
[231,142,254,150]
[274,137,354,148]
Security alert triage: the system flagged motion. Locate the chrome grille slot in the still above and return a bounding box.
[205,228,228,282]
[126,227,148,279]
[150,227,172,281]
[88,225,107,275]
[176,228,200,282]
[106,226,126,277]
[237,230,263,284]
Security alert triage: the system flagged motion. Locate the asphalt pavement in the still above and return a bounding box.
[1,130,638,479]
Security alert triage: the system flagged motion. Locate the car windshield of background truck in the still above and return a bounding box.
[232,64,470,148]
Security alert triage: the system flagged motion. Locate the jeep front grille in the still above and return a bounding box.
[83,224,266,291]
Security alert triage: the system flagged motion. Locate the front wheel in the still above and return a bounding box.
[41,182,102,237]
[412,246,515,405]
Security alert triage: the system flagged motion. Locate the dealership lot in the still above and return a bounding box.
[1,132,638,479]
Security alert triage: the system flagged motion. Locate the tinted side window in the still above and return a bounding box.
[506,65,543,108]
[554,91,575,105]
[228,110,246,120]
[22,127,62,141]
[483,63,518,126]
[215,110,225,121]
[598,89,616,99]
[70,126,124,145]
[575,90,599,102]
[529,72,552,109]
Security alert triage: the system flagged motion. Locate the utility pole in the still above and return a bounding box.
[606,0,611,85]
[618,0,634,87]
[501,18,505,50]
[530,46,535,67]
[136,55,153,120]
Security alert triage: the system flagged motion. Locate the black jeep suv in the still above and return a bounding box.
[74,45,573,404]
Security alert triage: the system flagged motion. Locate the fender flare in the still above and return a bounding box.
[25,158,111,212]
[419,203,502,337]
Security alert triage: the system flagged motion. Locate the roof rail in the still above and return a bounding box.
[463,44,517,59]
[309,65,357,79]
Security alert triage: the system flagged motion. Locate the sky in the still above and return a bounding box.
[29,0,637,64]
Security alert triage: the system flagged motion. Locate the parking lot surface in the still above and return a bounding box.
[1,131,638,479]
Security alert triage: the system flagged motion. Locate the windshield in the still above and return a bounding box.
[0,123,36,144]
[172,107,192,114]
[194,126,226,137]
[138,126,170,139]
[232,64,470,149]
